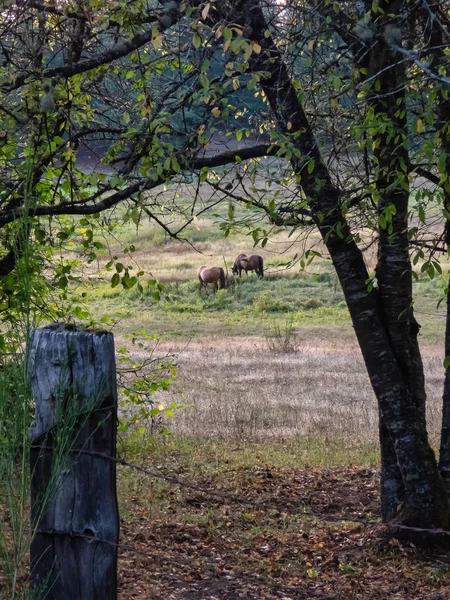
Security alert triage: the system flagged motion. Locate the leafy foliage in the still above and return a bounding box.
[116,330,184,434]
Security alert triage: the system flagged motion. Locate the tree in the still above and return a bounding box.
[2,0,450,534]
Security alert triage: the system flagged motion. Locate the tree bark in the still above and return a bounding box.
[408,0,450,493]
[441,280,450,491]
[435,89,450,492]
[234,0,450,529]
[28,325,119,600]
[367,6,428,520]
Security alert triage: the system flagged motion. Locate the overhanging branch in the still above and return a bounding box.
[0,144,277,227]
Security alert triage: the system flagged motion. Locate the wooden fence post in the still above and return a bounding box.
[28,325,119,600]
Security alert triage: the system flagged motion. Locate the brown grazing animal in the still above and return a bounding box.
[232,253,264,278]
[198,266,226,293]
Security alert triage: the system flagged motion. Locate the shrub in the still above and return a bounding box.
[253,290,275,313]
[266,315,299,353]
[314,272,332,284]
[207,288,231,311]
[303,297,324,310]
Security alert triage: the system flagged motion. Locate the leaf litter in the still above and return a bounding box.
[117,461,450,599]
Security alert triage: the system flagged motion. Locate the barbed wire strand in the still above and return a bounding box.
[32,445,450,538]
[30,528,338,599]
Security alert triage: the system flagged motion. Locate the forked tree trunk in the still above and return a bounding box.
[28,325,119,600]
[229,0,450,531]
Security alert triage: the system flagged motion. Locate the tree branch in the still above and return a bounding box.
[0,144,277,227]
[0,250,15,277]
[189,143,277,169]
[410,165,441,187]
[1,3,180,91]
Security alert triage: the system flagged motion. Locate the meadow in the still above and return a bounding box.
[14,201,450,599]
[79,207,449,447]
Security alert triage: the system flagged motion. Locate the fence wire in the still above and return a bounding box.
[25,444,450,599]
[69,448,450,538]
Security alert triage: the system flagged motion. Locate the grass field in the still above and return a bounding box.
[76,206,449,446]
[5,197,450,599]
[77,205,450,599]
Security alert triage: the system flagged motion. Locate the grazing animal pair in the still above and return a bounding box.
[232,253,264,278]
[198,265,226,293]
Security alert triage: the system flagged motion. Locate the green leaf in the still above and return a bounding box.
[35,228,46,243]
[193,33,202,49]
[111,273,120,288]
[418,205,425,223]
[172,156,180,172]
[223,27,232,41]
[130,207,140,224]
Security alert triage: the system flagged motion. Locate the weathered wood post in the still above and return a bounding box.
[28,325,119,600]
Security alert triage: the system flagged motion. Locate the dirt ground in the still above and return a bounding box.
[117,461,450,599]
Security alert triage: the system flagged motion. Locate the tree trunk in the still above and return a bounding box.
[423,3,450,493]
[379,418,405,521]
[233,0,450,530]
[441,281,450,491]
[28,325,119,600]
[438,155,450,492]
[367,9,429,519]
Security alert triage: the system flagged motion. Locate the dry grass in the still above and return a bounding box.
[122,336,445,447]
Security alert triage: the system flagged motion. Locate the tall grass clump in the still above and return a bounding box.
[0,154,79,598]
[0,361,33,599]
[266,314,299,353]
[0,158,36,599]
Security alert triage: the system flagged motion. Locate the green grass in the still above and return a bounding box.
[83,263,450,343]
[84,271,351,338]
[119,434,380,477]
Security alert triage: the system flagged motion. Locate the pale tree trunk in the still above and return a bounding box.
[227,0,450,530]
